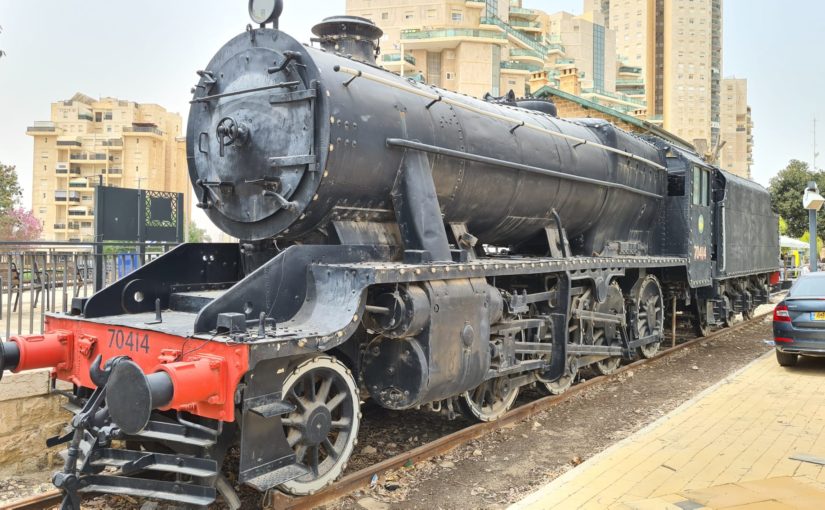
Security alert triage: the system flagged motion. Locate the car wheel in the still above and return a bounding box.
[775,350,798,367]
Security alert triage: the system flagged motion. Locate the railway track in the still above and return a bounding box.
[2,310,772,510]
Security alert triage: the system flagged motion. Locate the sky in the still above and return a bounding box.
[1,0,823,232]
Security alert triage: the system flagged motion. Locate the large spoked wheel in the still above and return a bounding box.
[539,357,577,395]
[634,276,664,359]
[459,376,519,422]
[279,356,360,496]
[592,283,625,376]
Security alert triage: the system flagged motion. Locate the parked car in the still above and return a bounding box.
[773,272,825,366]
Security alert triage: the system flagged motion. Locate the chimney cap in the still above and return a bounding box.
[312,15,383,41]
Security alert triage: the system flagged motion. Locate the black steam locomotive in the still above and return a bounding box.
[0,2,779,507]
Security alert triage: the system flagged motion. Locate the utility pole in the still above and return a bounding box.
[814,117,819,172]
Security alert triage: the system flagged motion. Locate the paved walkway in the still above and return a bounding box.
[512,352,825,509]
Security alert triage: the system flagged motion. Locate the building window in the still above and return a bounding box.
[446,72,454,80]
[39,207,46,214]
[381,12,388,20]
[451,11,463,22]
[426,9,436,18]
[404,11,413,20]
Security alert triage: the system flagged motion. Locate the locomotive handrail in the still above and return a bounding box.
[333,65,667,171]
[386,138,664,200]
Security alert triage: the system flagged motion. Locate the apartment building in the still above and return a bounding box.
[345,0,639,112]
[26,93,191,242]
[718,78,753,178]
[587,0,723,155]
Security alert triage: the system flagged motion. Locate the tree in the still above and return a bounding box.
[187,221,211,243]
[768,159,825,239]
[0,208,42,241]
[0,162,40,241]
[0,162,23,213]
[778,216,788,236]
[800,231,824,257]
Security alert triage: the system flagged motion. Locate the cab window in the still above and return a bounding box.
[692,166,710,206]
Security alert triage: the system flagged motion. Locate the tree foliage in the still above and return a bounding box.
[0,162,23,213]
[800,231,824,257]
[768,159,825,239]
[187,221,211,243]
[778,216,788,235]
[0,162,41,241]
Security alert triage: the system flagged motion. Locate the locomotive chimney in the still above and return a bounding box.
[311,16,383,65]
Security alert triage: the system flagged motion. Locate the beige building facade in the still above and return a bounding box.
[345,0,640,112]
[718,78,753,178]
[26,93,190,242]
[587,0,723,156]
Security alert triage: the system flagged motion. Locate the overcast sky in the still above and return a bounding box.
[1,1,823,229]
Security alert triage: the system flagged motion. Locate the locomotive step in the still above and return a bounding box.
[77,474,216,506]
[245,463,311,491]
[89,448,219,478]
[130,419,218,447]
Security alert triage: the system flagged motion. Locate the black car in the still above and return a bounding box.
[773,271,825,366]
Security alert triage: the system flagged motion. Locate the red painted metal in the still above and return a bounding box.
[43,316,249,422]
[9,331,73,373]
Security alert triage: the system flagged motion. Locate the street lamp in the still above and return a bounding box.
[802,181,825,272]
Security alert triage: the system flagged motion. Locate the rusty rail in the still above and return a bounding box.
[3,310,771,510]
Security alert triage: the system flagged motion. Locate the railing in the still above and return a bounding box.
[616,78,644,86]
[0,242,178,338]
[56,167,68,175]
[53,224,66,230]
[582,88,646,107]
[509,6,536,16]
[501,61,541,72]
[509,48,544,60]
[107,168,122,175]
[123,126,163,136]
[618,66,642,74]
[401,28,506,41]
[57,140,81,146]
[68,181,88,188]
[78,113,93,121]
[482,16,548,55]
[102,139,123,146]
[27,126,56,132]
[382,53,416,65]
[509,19,540,29]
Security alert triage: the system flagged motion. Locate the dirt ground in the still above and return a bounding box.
[330,314,777,510]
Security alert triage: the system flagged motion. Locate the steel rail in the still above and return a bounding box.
[4,311,771,510]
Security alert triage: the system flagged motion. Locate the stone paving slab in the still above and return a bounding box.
[511,352,825,509]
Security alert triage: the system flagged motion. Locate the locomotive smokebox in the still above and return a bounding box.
[311,16,383,64]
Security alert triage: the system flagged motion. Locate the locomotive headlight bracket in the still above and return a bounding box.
[248,0,283,28]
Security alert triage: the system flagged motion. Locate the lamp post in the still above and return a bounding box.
[802,181,825,272]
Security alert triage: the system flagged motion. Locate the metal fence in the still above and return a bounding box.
[0,241,178,339]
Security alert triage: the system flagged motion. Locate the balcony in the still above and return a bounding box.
[78,113,93,122]
[53,223,67,230]
[501,61,542,73]
[465,0,485,7]
[509,48,544,64]
[57,139,82,147]
[581,88,645,108]
[123,124,163,136]
[618,65,642,75]
[509,6,539,20]
[107,168,123,175]
[26,121,57,133]
[509,19,542,32]
[381,53,416,73]
[68,208,90,217]
[102,139,123,147]
[55,191,81,203]
[400,28,506,50]
[69,179,88,188]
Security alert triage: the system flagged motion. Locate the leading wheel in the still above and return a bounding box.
[634,276,664,358]
[279,356,360,495]
[458,376,519,422]
[538,357,577,395]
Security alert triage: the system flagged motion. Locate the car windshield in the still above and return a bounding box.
[790,276,825,297]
